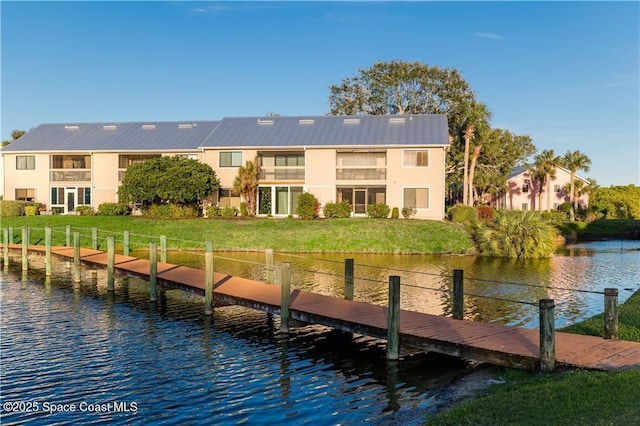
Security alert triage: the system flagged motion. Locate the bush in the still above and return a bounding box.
[205,205,221,218]
[323,200,351,218]
[52,207,64,215]
[75,205,95,216]
[297,192,320,220]
[97,202,131,216]
[220,206,238,218]
[145,204,199,218]
[24,205,39,216]
[448,204,479,230]
[367,203,390,219]
[540,210,569,223]
[476,205,495,222]
[391,207,400,219]
[401,207,417,219]
[0,201,25,217]
[240,202,249,217]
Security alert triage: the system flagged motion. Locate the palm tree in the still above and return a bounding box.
[462,125,474,205]
[532,149,561,212]
[233,157,260,216]
[561,150,591,221]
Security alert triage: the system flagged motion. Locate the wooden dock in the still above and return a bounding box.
[4,244,640,372]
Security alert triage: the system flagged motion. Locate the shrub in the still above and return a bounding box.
[145,204,199,218]
[367,203,390,219]
[52,207,64,215]
[297,192,320,220]
[0,201,25,217]
[323,200,351,218]
[97,202,131,216]
[448,204,478,230]
[240,202,249,217]
[476,205,495,222]
[24,205,39,216]
[205,205,221,218]
[75,205,95,216]
[401,207,417,219]
[220,206,238,218]
[391,207,400,219]
[540,210,569,223]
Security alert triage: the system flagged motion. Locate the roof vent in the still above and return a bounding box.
[178,123,194,129]
[389,117,406,123]
[257,119,274,125]
[142,124,156,130]
[299,119,315,125]
[343,118,360,125]
[64,125,79,130]
[103,125,117,130]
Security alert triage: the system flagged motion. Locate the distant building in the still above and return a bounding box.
[1,114,451,219]
[489,165,589,211]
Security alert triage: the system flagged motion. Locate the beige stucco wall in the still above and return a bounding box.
[203,149,258,188]
[2,153,50,205]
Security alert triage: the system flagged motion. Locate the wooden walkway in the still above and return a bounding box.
[5,244,640,372]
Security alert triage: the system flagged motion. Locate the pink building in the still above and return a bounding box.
[490,166,589,211]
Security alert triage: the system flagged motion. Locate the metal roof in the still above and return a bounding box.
[201,114,449,148]
[1,114,450,153]
[1,121,220,152]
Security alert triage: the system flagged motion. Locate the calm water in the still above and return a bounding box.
[1,240,639,425]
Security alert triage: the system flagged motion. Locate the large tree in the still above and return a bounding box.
[1,129,25,147]
[233,157,260,215]
[561,150,592,221]
[532,149,561,212]
[118,156,219,207]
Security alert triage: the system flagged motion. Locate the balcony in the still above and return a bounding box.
[336,168,386,181]
[50,170,91,182]
[259,167,305,181]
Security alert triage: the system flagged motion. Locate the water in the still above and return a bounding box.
[1,240,639,425]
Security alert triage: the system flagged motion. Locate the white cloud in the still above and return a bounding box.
[471,32,506,41]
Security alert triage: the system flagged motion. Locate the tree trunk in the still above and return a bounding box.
[462,126,474,206]
[468,145,482,206]
[546,174,552,212]
[570,172,576,221]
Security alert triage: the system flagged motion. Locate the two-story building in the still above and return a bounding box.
[1,114,450,220]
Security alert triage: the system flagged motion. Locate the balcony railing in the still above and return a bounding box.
[259,167,305,181]
[50,170,91,182]
[336,168,386,180]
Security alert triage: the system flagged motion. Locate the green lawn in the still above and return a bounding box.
[425,289,640,425]
[0,216,476,254]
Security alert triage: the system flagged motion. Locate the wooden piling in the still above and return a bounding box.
[123,231,130,256]
[280,262,291,333]
[539,298,555,372]
[8,227,14,245]
[3,228,9,267]
[160,235,167,263]
[205,241,214,315]
[45,226,52,276]
[453,269,464,320]
[149,242,157,301]
[66,225,71,247]
[265,249,274,284]
[107,236,115,291]
[21,226,28,271]
[387,275,401,361]
[604,288,618,340]
[92,227,98,250]
[73,232,81,283]
[344,258,354,301]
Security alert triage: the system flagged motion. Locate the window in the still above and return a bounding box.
[51,155,91,169]
[16,155,35,170]
[118,154,160,168]
[554,184,561,193]
[78,187,91,205]
[15,188,35,201]
[176,154,199,160]
[220,151,242,167]
[218,188,241,207]
[404,188,429,209]
[51,187,64,205]
[275,154,305,167]
[522,184,530,193]
[403,150,429,167]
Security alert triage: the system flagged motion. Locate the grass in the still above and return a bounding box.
[0,216,476,254]
[555,218,640,241]
[425,289,640,425]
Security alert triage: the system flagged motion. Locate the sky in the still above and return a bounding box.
[1,1,638,186]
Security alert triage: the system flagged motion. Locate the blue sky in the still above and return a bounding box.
[1,1,638,186]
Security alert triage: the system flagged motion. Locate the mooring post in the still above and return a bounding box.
[280,262,291,333]
[604,288,618,340]
[107,236,115,291]
[45,226,52,276]
[123,231,130,256]
[3,228,9,267]
[539,298,555,372]
[21,226,28,271]
[149,242,157,301]
[265,248,274,284]
[387,275,401,361]
[8,227,14,245]
[26,226,31,246]
[205,240,214,315]
[453,269,464,320]
[160,235,167,263]
[92,227,98,250]
[344,258,354,301]
[66,225,71,247]
[73,232,81,283]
